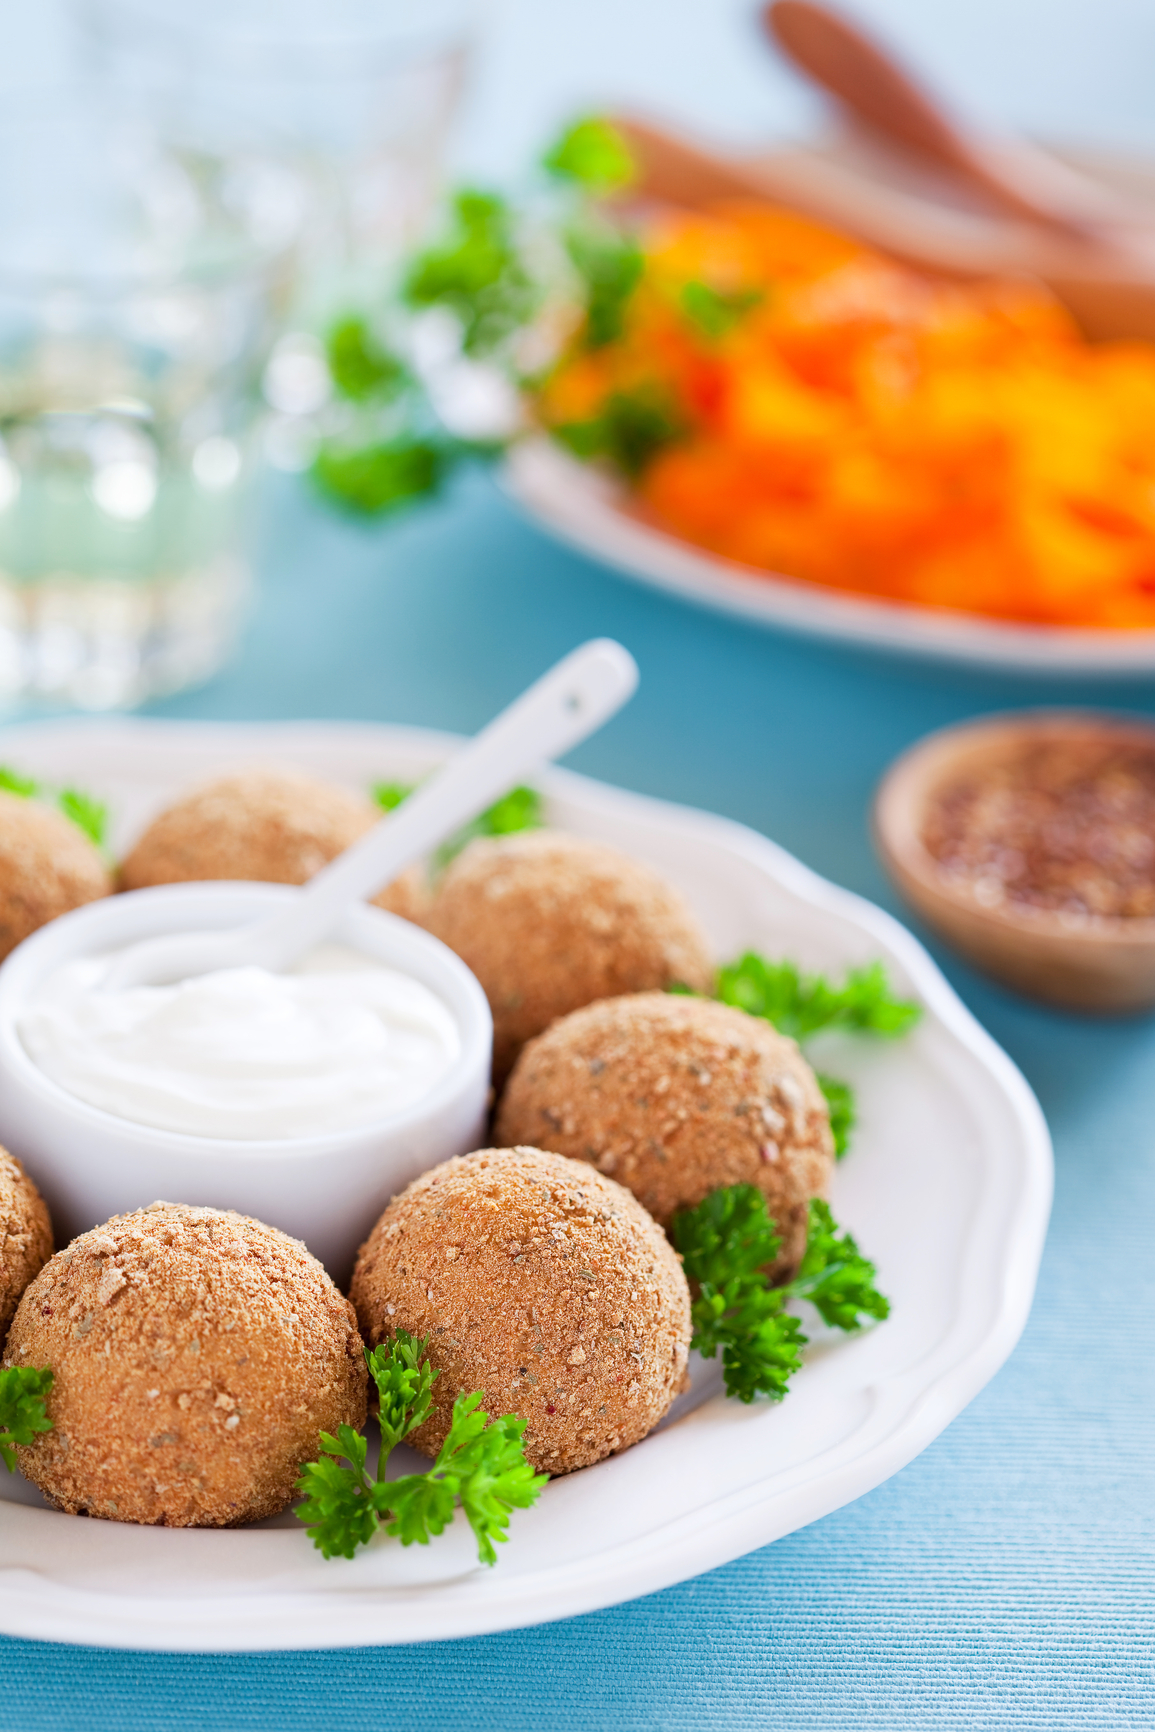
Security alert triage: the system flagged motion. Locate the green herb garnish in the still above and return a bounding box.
[327,317,410,404]
[57,789,109,850]
[312,439,447,517]
[554,383,684,480]
[671,1188,888,1403]
[0,767,109,849]
[716,954,920,1042]
[371,780,543,867]
[543,117,637,193]
[565,221,644,349]
[816,1073,856,1161]
[0,766,39,799]
[295,1333,547,1565]
[371,781,412,813]
[403,190,539,359]
[680,281,763,341]
[0,1365,53,1471]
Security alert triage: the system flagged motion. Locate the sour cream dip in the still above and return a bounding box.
[18,942,461,1140]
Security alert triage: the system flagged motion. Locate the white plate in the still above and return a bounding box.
[505,438,1155,675]
[0,718,1052,1652]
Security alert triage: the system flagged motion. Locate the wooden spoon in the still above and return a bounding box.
[765,0,1124,241]
[611,113,1155,342]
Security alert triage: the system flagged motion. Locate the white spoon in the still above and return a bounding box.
[103,638,639,991]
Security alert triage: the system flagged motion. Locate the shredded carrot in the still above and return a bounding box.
[537,204,1155,628]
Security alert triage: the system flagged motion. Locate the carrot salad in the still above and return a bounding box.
[537,204,1155,629]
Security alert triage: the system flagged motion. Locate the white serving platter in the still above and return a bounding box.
[0,717,1052,1652]
[505,438,1155,675]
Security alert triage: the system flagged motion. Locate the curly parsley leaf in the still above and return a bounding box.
[0,1365,53,1472]
[403,190,540,358]
[437,783,543,867]
[715,954,920,1043]
[0,768,109,849]
[788,1199,890,1332]
[817,1073,856,1161]
[543,117,637,193]
[671,1181,782,1296]
[0,766,39,799]
[565,220,644,349]
[372,780,413,813]
[554,383,684,480]
[327,317,410,404]
[371,779,543,867]
[57,789,108,849]
[312,437,448,517]
[296,1337,546,1566]
[672,1186,888,1404]
[368,1331,437,1453]
[671,1185,801,1403]
[295,1426,379,1560]
[680,281,762,340]
[384,1392,548,1566]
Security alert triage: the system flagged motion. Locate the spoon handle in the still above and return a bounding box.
[246,639,639,972]
[765,1,1098,241]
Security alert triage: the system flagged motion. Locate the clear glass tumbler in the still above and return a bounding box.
[74,0,476,300]
[0,92,301,710]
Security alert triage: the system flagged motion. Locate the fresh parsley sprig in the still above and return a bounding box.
[295,1333,548,1566]
[671,1187,888,1404]
[816,1073,856,1160]
[385,1395,548,1567]
[372,779,543,868]
[0,766,109,849]
[0,1365,53,1471]
[716,955,920,1042]
[403,189,540,360]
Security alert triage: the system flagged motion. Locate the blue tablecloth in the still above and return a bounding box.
[5,0,1155,1719]
[3,470,1153,1727]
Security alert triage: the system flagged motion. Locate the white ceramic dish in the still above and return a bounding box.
[0,883,492,1286]
[505,438,1155,675]
[0,717,1052,1652]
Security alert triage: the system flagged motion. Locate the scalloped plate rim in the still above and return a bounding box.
[0,717,1053,1651]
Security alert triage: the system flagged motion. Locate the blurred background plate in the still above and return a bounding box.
[505,436,1155,677]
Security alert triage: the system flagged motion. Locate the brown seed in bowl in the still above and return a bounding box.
[5,1203,366,1527]
[118,768,429,923]
[350,1146,692,1475]
[424,831,715,1081]
[496,992,833,1281]
[0,791,111,961]
[874,711,1155,1012]
[0,1148,52,1342]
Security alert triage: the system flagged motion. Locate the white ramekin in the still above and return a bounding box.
[0,883,493,1284]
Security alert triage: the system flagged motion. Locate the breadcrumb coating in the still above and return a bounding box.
[350,1147,691,1475]
[496,992,834,1280]
[0,1149,52,1343]
[5,1203,366,1527]
[118,768,428,923]
[0,791,111,961]
[425,831,714,1081]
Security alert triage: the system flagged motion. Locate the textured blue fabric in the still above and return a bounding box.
[2,471,1153,1726]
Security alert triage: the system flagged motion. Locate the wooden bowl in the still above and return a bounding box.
[873,711,1155,1013]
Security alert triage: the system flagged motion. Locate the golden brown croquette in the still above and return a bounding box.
[0,1150,52,1343]
[118,768,429,923]
[424,831,714,1081]
[350,1146,691,1475]
[496,992,834,1281]
[5,1203,366,1527]
[0,791,111,961]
